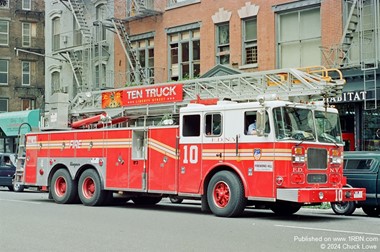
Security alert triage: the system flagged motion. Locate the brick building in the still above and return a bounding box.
[0,0,45,153]
[0,0,45,112]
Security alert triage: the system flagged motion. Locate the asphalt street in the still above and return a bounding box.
[0,188,379,252]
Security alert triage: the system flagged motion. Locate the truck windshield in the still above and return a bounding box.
[274,107,316,141]
[315,110,343,144]
[273,107,343,144]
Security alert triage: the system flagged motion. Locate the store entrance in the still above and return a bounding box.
[336,103,356,151]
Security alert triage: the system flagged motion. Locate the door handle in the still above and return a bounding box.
[216,153,222,157]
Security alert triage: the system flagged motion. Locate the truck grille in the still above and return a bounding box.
[307,174,327,184]
[307,148,327,170]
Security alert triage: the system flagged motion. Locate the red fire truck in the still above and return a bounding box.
[14,66,365,217]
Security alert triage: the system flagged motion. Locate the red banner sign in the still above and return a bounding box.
[102,84,183,108]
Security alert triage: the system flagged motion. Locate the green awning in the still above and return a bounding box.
[0,109,40,136]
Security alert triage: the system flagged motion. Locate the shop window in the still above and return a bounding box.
[277,7,321,67]
[363,107,380,151]
[216,23,230,65]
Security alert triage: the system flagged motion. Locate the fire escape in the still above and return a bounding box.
[109,0,163,85]
[59,0,93,92]
[321,0,379,110]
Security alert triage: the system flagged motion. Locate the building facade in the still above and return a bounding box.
[0,0,45,152]
[43,0,380,151]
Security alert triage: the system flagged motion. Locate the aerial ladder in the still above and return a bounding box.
[49,66,347,129]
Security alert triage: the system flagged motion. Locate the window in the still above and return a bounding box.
[169,29,200,81]
[245,111,257,135]
[21,99,35,110]
[0,60,8,85]
[243,18,257,65]
[205,113,222,136]
[245,111,270,135]
[216,23,230,65]
[51,71,60,94]
[0,20,9,46]
[73,19,82,46]
[131,38,154,83]
[95,63,106,89]
[277,7,321,68]
[0,0,9,8]
[22,23,31,47]
[0,98,8,112]
[344,159,373,170]
[52,17,60,51]
[22,61,30,86]
[96,4,107,41]
[182,114,201,137]
[22,0,31,10]
[167,0,198,8]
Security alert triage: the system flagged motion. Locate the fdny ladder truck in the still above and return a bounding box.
[13,66,366,217]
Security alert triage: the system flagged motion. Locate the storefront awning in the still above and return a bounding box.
[0,109,40,136]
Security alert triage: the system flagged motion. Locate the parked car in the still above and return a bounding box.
[331,151,380,217]
[0,153,16,191]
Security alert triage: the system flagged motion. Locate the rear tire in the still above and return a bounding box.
[78,169,107,206]
[13,183,24,192]
[207,171,246,217]
[331,201,356,215]
[51,169,78,204]
[362,206,380,217]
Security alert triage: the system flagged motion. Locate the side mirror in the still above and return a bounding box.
[256,109,266,136]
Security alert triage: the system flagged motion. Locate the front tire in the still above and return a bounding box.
[331,201,356,215]
[51,169,78,204]
[78,169,108,206]
[207,171,246,217]
[362,206,380,217]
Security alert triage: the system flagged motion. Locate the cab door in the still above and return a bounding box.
[178,113,203,193]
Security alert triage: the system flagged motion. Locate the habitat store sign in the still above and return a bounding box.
[327,90,369,103]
